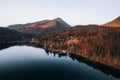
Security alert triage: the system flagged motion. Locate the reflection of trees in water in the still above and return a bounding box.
[69,54,120,79]
[45,49,120,79]
[45,49,68,58]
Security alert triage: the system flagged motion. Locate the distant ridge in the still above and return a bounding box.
[7,17,71,35]
[103,16,120,27]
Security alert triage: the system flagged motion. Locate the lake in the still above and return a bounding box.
[0,45,119,80]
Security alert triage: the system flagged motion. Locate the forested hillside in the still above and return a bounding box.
[38,25,120,67]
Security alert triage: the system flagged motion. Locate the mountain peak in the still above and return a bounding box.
[53,17,63,21]
[103,16,120,27]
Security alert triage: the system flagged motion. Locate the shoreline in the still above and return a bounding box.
[45,48,120,70]
[0,43,120,70]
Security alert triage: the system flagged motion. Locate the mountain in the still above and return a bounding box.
[7,17,71,35]
[0,27,31,43]
[103,16,120,27]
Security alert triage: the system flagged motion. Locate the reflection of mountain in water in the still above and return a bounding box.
[0,44,120,79]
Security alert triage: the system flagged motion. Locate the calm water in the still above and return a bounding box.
[0,45,119,80]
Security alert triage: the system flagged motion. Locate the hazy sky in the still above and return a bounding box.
[0,0,120,27]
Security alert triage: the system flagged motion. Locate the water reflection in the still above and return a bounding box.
[45,49,120,79]
[0,44,120,80]
[45,49,68,58]
[69,54,120,78]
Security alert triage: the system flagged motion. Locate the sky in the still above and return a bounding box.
[0,0,120,27]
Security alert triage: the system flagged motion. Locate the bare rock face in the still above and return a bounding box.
[7,17,71,35]
[103,16,120,27]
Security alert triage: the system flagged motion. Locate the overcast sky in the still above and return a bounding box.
[0,0,120,27]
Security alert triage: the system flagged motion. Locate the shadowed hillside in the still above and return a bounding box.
[0,27,31,44]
